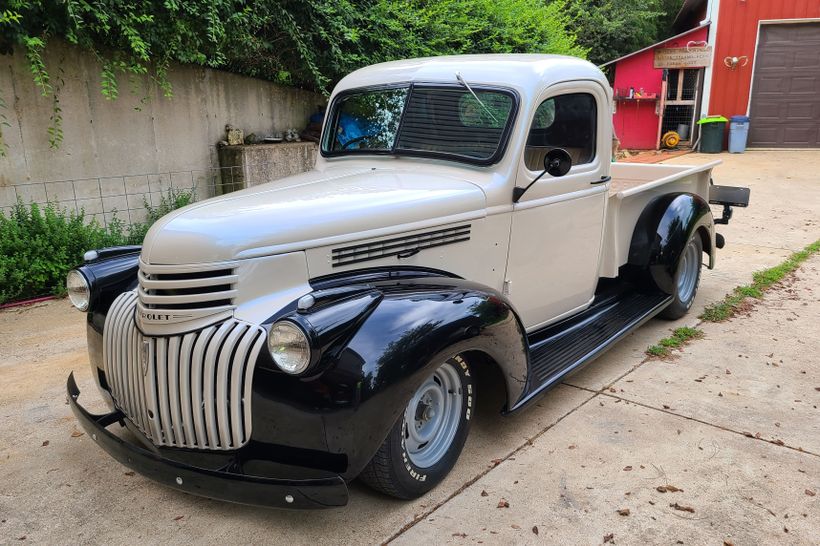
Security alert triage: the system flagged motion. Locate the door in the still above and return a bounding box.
[505,85,610,331]
[661,68,702,145]
[748,22,820,148]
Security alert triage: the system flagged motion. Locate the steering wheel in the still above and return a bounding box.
[340,134,380,150]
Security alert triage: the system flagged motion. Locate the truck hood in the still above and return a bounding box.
[141,168,487,265]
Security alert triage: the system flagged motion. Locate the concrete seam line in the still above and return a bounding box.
[383,391,598,544]
[597,392,820,459]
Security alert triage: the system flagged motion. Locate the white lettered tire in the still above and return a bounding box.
[358,355,474,499]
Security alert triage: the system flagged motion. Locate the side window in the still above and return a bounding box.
[524,93,597,171]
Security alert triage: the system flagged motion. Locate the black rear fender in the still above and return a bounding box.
[627,193,715,294]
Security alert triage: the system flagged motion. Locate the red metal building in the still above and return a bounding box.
[606,0,820,150]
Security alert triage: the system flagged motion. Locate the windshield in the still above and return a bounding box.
[321,84,516,164]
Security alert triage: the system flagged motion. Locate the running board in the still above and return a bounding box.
[508,290,672,412]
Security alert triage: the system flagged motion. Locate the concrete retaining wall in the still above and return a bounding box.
[0,40,323,213]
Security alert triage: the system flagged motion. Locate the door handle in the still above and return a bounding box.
[591,176,611,185]
[397,248,420,259]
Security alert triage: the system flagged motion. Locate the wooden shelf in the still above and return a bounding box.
[614,96,659,102]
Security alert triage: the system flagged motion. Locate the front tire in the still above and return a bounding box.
[660,233,703,319]
[358,355,474,499]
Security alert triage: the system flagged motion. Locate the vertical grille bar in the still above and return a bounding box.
[126,312,141,428]
[243,334,266,435]
[229,327,257,446]
[102,292,262,451]
[203,322,233,447]
[190,326,216,449]
[102,293,124,396]
[178,333,197,448]
[111,293,131,410]
[216,324,246,448]
[131,325,148,432]
[155,338,175,445]
[167,336,185,446]
[144,337,164,443]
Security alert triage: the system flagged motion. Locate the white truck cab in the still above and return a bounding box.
[66,55,749,508]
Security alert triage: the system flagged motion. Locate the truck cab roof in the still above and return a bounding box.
[334,54,609,98]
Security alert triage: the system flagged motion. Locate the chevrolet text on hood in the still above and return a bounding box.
[65,54,750,509]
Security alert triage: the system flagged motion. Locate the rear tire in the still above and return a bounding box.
[660,233,703,320]
[358,355,474,499]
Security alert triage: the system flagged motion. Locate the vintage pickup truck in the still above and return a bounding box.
[66,55,749,509]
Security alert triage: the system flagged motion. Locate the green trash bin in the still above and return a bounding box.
[697,115,728,153]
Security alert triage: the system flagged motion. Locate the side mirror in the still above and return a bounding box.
[512,148,574,203]
[544,148,572,177]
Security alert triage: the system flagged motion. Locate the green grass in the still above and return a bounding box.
[700,239,820,322]
[646,327,704,358]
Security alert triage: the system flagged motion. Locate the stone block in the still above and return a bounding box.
[216,142,317,194]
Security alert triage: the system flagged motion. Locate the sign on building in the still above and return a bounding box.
[654,47,712,69]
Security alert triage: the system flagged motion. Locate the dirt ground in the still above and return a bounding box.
[0,151,818,545]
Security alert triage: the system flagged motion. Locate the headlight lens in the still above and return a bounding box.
[66,269,90,311]
[267,321,311,375]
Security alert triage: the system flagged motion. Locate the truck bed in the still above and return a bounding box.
[599,160,721,278]
[608,161,720,197]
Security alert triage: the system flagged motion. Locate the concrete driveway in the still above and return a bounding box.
[1,151,818,545]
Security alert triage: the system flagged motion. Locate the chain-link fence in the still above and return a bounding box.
[1,166,246,228]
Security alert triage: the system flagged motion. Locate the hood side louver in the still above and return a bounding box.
[332,224,471,267]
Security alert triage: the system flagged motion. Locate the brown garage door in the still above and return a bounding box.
[748,22,820,148]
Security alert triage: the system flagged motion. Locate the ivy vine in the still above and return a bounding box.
[0,0,587,153]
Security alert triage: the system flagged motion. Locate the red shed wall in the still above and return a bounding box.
[710,0,820,117]
[613,48,663,149]
[612,26,708,149]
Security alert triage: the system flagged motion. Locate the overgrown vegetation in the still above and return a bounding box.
[1,0,585,97]
[0,188,193,305]
[700,239,820,322]
[120,187,195,244]
[0,0,593,153]
[1,0,684,150]
[646,326,704,358]
[567,0,683,66]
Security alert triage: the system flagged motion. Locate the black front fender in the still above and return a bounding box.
[75,246,141,333]
[252,276,528,478]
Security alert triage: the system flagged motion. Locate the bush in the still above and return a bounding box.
[0,202,121,304]
[0,187,194,305]
[126,187,195,244]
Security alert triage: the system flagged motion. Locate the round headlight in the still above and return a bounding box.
[267,321,311,375]
[66,270,90,311]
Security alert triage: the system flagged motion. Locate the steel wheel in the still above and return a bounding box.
[660,233,703,320]
[677,239,700,304]
[403,362,463,469]
[359,355,473,499]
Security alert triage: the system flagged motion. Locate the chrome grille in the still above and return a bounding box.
[103,291,265,450]
[138,260,238,311]
[331,224,471,267]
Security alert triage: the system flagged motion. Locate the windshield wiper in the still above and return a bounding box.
[455,72,498,124]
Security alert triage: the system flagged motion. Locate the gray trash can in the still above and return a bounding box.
[729,115,750,153]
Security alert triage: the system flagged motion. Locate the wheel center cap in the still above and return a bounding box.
[415,400,436,423]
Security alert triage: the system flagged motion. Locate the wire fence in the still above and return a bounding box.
[1,166,247,228]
